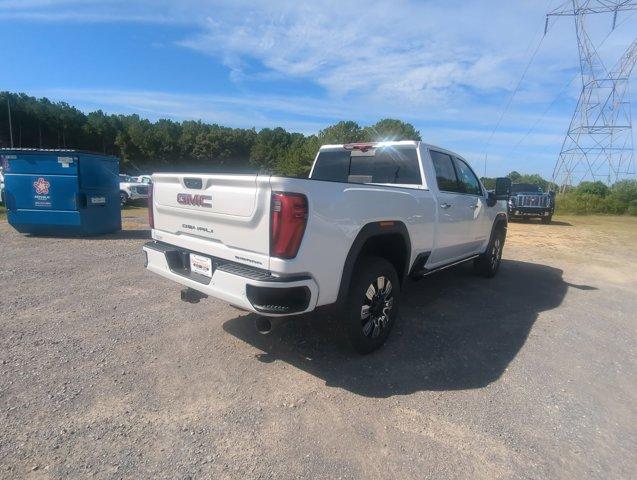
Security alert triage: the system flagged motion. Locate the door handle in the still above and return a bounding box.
[439,202,452,209]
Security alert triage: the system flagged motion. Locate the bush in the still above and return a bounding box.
[555,180,637,216]
[610,180,637,204]
[576,181,609,197]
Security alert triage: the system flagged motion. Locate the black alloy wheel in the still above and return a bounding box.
[344,256,400,354]
[360,274,394,339]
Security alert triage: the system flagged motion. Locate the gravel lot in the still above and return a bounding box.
[1,212,635,479]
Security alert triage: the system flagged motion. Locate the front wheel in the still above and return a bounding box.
[343,256,400,354]
[541,215,552,224]
[474,228,505,278]
[120,191,129,207]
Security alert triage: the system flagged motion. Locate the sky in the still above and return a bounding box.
[0,0,635,178]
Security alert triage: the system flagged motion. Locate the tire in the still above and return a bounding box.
[541,215,552,224]
[522,216,530,222]
[120,191,129,207]
[343,256,400,354]
[474,227,505,278]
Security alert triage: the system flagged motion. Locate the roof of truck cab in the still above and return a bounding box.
[319,140,419,150]
[317,141,464,158]
[318,140,454,152]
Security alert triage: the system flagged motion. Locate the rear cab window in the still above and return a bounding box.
[310,145,423,187]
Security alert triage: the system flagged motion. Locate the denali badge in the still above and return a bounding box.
[177,193,212,208]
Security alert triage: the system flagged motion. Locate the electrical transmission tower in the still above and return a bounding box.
[547,0,637,189]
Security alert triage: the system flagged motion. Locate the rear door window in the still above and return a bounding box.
[430,150,460,193]
[453,157,482,195]
[311,147,422,185]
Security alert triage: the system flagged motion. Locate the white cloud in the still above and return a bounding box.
[4,0,634,109]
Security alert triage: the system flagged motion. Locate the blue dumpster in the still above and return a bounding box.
[1,149,121,235]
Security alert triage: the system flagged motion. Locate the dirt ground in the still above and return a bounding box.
[0,211,635,479]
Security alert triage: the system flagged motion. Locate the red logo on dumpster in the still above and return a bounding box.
[34,177,51,195]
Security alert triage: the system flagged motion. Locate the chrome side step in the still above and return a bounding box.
[420,254,479,277]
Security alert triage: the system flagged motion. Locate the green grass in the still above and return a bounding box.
[0,204,6,221]
[121,204,148,218]
[122,204,148,211]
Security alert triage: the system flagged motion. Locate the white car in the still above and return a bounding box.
[119,174,149,206]
[143,141,510,353]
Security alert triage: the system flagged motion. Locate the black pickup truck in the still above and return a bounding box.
[507,183,555,224]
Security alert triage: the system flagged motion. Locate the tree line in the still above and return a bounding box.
[0,92,420,176]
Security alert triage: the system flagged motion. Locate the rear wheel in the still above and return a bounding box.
[541,215,552,224]
[343,256,400,354]
[120,191,129,207]
[474,228,505,278]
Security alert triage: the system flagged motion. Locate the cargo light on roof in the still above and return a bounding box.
[342,141,405,152]
[343,142,377,152]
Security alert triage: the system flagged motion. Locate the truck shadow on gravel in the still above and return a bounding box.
[223,259,593,397]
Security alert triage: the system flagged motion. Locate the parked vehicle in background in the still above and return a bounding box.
[143,141,511,353]
[119,174,149,206]
[135,175,152,184]
[508,183,555,224]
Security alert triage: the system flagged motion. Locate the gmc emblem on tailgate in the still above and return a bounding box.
[177,193,212,208]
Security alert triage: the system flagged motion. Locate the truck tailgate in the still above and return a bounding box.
[151,173,271,269]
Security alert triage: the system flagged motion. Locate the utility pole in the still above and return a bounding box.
[547,0,637,190]
[6,96,14,148]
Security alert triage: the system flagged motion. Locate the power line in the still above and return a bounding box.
[479,0,560,174]
[506,8,636,162]
[482,32,546,159]
[506,76,576,158]
[548,1,637,188]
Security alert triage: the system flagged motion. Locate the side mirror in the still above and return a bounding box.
[486,191,497,207]
[495,177,511,200]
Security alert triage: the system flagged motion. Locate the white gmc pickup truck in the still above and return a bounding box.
[143,141,511,353]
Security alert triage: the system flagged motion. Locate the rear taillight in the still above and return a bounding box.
[270,192,308,259]
[148,181,154,229]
